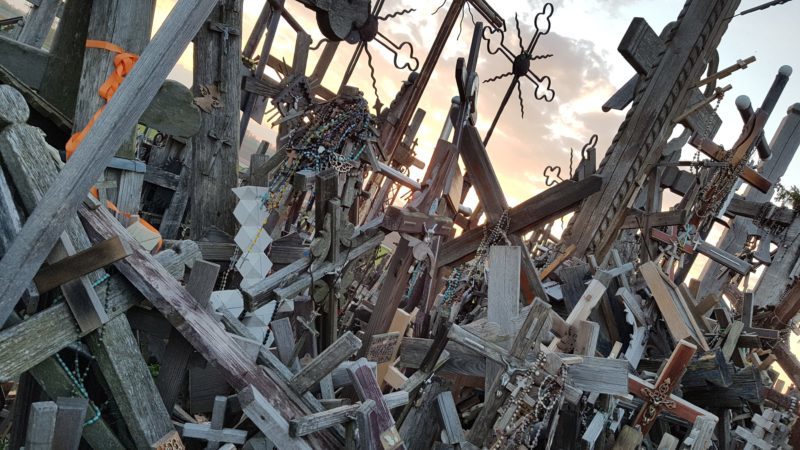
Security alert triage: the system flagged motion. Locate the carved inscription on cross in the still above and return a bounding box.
[628,339,715,435]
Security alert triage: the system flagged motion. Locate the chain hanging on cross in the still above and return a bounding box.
[481,3,556,146]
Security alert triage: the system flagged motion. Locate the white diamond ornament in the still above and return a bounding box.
[234,227,272,253]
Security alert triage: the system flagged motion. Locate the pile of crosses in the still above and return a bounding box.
[1,0,800,449]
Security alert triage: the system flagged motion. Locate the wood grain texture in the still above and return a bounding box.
[289,331,361,394]
[563,0,741,260]
[190,0,242,239]
[17,0,59,48]
[239,385,314,450]
[80,204,340,448]
[0,0,219,326]
[85,313,175,448]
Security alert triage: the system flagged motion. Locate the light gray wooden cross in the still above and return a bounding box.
[181,396,247,449]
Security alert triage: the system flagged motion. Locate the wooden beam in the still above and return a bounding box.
[438,175,603,268]
[33,236,132,293]
[0,0,220,327]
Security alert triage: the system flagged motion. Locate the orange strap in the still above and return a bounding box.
[66,41,161,251]
[65,40,139,159]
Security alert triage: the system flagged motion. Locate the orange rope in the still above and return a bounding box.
[65,40,162,251]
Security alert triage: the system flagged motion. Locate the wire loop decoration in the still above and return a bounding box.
[481,3,557,145]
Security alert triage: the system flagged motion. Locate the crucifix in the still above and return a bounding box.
[562,0,742,261]
[627,339,715,436]
[697,102,800,299]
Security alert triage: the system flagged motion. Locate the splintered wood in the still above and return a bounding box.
[1,0,800,449]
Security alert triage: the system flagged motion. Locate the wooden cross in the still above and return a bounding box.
[740,292,780,340]
[627,339,715,435]
[695,103,800,300]
[563,1,741,261]
[688,65,793,228]
[181,396,247,448]
[649,225,752,277]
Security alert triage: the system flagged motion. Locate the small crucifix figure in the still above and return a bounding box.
[628,339,715,435]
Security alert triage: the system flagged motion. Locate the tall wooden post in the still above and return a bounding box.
[562,0,741,261]
[72,0,155,158]
[18,0,61,48]
[379,0,466,160]
[190,0,243,239]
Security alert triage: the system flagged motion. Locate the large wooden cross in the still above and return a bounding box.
[562,0,741,261]
[628,340,715,435]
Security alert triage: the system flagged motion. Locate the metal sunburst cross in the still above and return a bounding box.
[482,3,556,145]
[308,0,419,114]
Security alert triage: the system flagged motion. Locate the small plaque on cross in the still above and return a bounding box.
[365,332,401,364]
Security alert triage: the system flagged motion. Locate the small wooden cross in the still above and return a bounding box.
[741,292,780,340]
[628,339,715,435]
[650,225,751,278]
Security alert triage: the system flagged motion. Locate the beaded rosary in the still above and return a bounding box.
[489,353,568,450]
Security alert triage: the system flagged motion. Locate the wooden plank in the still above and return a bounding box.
[190,0,242,239]
[640,262,709,351]
[157,260,220,412]
[486,246,520,389]
[25,401,57,450]
[288,391,408,437]
[0,0,220,326]
[53,397,89,450]
[159,144,192,240]
[17,0,60,48]
[438,175,603,268]
[722,321,744,362]
[289,331,361,394]
[435,391,469,447]
[239,385,314,450]
[33,236,132,293]
[79,205,341,448]
[0,244,198,381]
[85,313,175,448]
[347,358,405,450]
[399,378,449,449]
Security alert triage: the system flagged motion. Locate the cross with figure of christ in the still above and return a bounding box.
[628,339,716,435]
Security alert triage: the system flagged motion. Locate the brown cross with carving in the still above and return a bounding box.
[628,339,715,435]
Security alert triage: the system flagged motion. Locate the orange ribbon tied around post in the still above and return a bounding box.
[65,40,139,160]
[64,40,162,251]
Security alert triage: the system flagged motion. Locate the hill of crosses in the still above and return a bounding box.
[1,0,800,448]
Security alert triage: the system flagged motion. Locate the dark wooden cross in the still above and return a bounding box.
[562,1,741,261]
[628,339,714,435]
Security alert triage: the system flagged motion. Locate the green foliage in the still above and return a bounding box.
[148,362,160,378]
[776,184,800,212]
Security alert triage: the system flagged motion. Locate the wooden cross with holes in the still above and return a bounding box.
[628,340,715,435]
[563,1,742,261]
